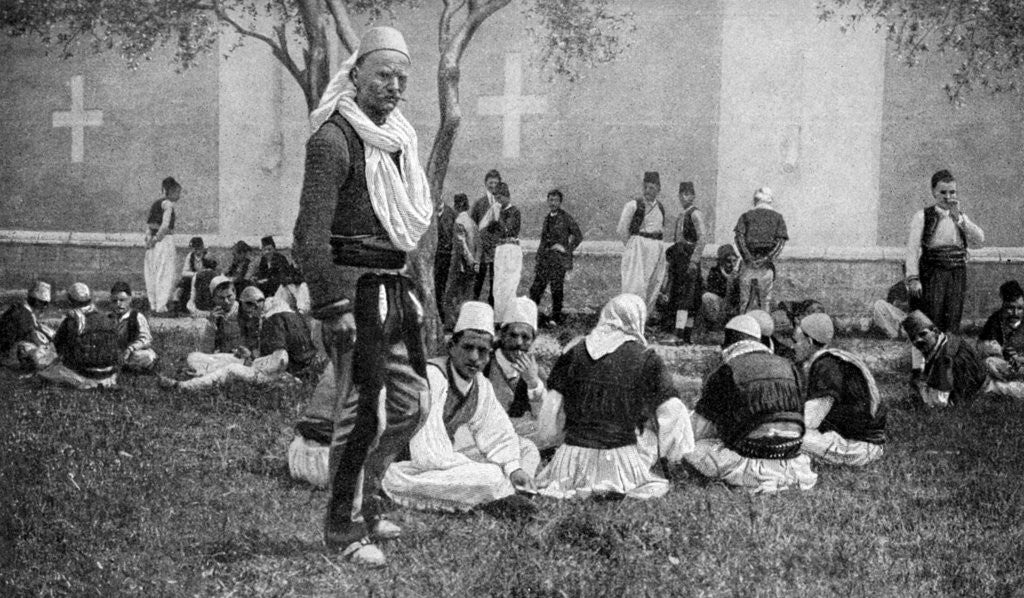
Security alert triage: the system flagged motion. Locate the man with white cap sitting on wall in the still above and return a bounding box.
[42,283,121,389]
[686,314,817,492]
[0,280,57,371]
[485,296,558,450]
[381,301,539,512]
[793,313,886,466]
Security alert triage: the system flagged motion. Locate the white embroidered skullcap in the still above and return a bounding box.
[358,26,410,61]
[208,275,233,295]
[725,314,760,339]
[454,301,495,336]
[504,297,538,332]
[747,309,774,338]
[799,312,835,345]
[29,281,51,302]
[239,286,265,303]
[67,282,91,303]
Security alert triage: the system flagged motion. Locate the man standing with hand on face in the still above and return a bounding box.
[293,26,433,567]
[905,170,984,375]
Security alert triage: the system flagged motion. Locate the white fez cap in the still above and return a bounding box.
[208,275,233,295]
[753,186,774,204]
[29,281,51,302]
[799,312,835,345]
[239,286,265,303]
[454,301,495,336]
[358,26,410,61]
[725,314,760,339]
[504,297,538,332]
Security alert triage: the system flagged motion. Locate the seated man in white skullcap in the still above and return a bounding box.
[484,296,559,450]
[380,301,539,513]
[685,314,817,492]
[535,294,694,500]
[0,280,57,371]
[793,313,886,466]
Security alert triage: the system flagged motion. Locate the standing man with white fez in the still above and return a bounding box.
[663,181,705,343]
[617,171,667,311]
[734,186,788,313]
[905,169,984,375]
[293,26,433,567]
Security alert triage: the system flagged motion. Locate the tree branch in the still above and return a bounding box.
[324,0,359,54]
[211,0,279,49]
[273,23,304,86]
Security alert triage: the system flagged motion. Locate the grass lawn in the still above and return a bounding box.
[2,328,1023,597]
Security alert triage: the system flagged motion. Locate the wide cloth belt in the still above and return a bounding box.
[921,245,967,269]
[330,235,406,269]
[635,232,663,240]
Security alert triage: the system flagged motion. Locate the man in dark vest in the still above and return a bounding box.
[109,281,158,373]
[903,310,986,407]
[0,280,56,371]
[292,26,432,567]
[794,313,886,466]
[616,171,667,311]
[434,197,457,322]
[905,169,984,374]
[528,189,583,327]
[663,181,706,343]
[41,283,122,390]
[734,186,788,313]
[686,314,817,492]
[144,176,181,313]
[976,280,1024,399]
[470,169,503,305]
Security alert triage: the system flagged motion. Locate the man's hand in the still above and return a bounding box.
[509,469,536,492]
[947,202,962,222]
[551,243,567,254]
[233,346,252,360]
[121,349,132,364]
[324,312,357,352]
[907,279,923,299]
[510,352,540,387]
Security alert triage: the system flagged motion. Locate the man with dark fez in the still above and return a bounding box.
[293,26,433,567]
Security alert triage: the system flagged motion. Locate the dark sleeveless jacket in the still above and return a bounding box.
[116,310,142,350]
[920,205,967,268]
[546,341,675,449]
[627,199,665,237]
[697,349,805,458]
[325,113,405,269]
[807,352,886,445]
[147,199,175,231]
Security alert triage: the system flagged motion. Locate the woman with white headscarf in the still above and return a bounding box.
[535,294,694,499]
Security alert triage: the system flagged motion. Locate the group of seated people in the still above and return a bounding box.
[287,292,889,512]
[168,235,307,317]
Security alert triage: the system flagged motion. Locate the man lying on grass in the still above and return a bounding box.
[686,314,817,492]
[158,296,323,392]
[793,312,886,467]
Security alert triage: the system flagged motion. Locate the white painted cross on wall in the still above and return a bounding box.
[477,53,549,159]
[52,75,103,163]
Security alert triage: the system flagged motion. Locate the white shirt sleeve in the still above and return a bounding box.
[905,210,925,278]
[467,377,523,476]
[616,201,637,242]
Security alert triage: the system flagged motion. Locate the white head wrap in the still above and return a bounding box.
[584,294,647,360]
[308,27,431,252]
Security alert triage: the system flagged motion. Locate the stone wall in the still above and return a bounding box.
[5,238,1022,324]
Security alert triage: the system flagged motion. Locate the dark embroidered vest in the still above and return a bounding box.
[920,205,967,268]
[627,199,664,236]
[147,200,175,231]
[680,206,699,243]
[326,113,405,269]
[699,351,804,458]
[117,310,141,349]
[810,352,887,445]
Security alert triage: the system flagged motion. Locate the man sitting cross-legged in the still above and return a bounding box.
[485,296,560,450]
[902,310,986,408]
[184,279,262,376]
[685,314,817,493]
[380,301,540,513]
[159,296,321,391]
[109,281,158,374]
[40,283,122,390]
[975,280,1024,399]
[535,294,694,500]
[793,313,886,467]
